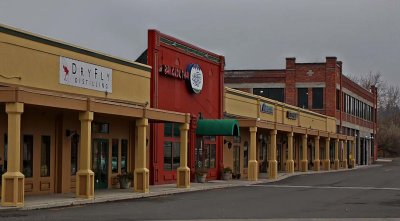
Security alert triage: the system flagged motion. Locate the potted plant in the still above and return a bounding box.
[222,167,232,180]
[117,172,133,189]
[195,167,208,183]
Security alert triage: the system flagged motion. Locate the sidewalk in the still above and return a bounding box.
[0,165,375,211]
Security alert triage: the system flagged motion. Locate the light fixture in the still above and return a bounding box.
[224,140,232,150]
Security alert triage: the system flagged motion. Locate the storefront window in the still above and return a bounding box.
[23,135,33,178]
[70,134,79,175]
[40,136,50,177]
[164,123,181,171]
[164,123,180,138]
[243,141,249,168]
[163,142,180,170]
[112,139,119,173]
[195,137,217,169]
[121,139,128,173]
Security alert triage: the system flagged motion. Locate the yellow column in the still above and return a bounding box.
[134,118,149,193]
[268,130,278,179]
[76,111,94,199]
[343,140,348,169]
[334,138,340,170]
[177,120,190,188]
[286,132,294,173]
[1,103,24,207]
[350,140,356,168]
[323,137,330,170]
[313,136,320,171]
[300,134,308,172]
[248,127,258,181]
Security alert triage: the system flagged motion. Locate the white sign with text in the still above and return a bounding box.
[59,56,112,93]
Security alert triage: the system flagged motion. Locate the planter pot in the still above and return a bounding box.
[119,180,132,189]
[196,173,207,183]
[223,172,232,180]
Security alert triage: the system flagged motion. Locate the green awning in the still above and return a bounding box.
[196,119,240,136]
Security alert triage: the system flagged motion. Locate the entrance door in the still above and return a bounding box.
[233,145,240,176]
[92,139,109,189]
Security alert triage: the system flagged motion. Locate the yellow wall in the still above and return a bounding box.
[225,88,336,133]
[0,28,150,104]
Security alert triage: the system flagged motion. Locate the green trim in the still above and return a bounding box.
[0,25,151,72]
[160,36,221,64]
[196,119,240,136]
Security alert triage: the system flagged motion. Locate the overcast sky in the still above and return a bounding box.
[1,0,399,85]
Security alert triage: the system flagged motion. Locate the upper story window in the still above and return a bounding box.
[253,88,285,102]
[336,90,340,110]
[312,88,324,109]
[297,88,308,109]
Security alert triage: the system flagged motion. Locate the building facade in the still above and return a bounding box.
[223,87,355,180]
[225,57,377,166]
[0,25,190,207]
[143,30,229,184]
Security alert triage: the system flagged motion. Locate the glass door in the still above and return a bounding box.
[92,139,109,189]
[233,145,240,176]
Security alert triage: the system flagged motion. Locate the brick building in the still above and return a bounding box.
[225,57,377,165]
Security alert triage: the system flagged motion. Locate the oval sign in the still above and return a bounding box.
[186,64,203,94]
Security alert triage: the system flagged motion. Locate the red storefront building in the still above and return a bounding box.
[225,57,377,165]
[137,30,237,184]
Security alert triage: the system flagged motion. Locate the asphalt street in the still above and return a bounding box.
[1,159,399,221]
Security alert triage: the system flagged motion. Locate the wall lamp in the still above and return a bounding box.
[224,140,232,150]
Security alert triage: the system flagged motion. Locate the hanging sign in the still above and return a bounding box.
[59,56,112,93]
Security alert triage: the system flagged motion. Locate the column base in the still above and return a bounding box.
[268,160,278,179]
[334,160,340,170]
[313,160,320,171]
[342,160,348,169]
[1,172,24,207]
[286,160,295,174]
[323,160,330,171]
[134,168,149,193]
[177,166,190,188]
[76,169,94,199]
[248,160,258,181]
[300,160,308,172]
[350,159,356,168]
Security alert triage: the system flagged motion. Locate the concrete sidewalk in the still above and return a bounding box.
[0,165,375,211]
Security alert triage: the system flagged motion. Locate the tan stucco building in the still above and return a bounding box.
[223,88,356,180]
[0,24,191,207]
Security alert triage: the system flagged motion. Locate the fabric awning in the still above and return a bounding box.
[196,119,240,136]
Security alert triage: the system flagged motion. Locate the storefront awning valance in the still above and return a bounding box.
[196,119,240,136]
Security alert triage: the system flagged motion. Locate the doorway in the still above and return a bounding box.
[233,145,240,177]
[92,139,109,189]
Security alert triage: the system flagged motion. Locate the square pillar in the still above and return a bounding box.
[285,132,294,174]
[323,137,330,170]
[248,127,258,181]
[334,139,340,170]
[1,103,24,207]
[134,118,149,193]
[268,130,278,179]
[313,136,320,171]
[350,140,356,168]
[76,111,94,199]
[300,134,308,172]
[177,119,190,188]
[343,140,348,169]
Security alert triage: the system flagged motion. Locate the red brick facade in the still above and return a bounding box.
[225,57,377,164]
